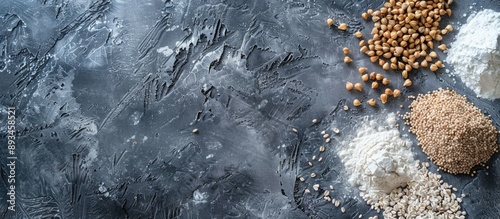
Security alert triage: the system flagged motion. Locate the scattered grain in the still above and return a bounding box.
[362,74,369,81]
[380,94,388,104]
[339,23,348,30]
[346,81,354,91]
[382,78,391,85]
[354,83,363,91]
[313,184,320,191]
[353,99,362,107]
[393,89,401,98]
[403,79,412,87]
[344,56,353,63]
[327,18,334,27]
[359,67,368,74]
[385,88,393,96]
[368,98,377,106]
[343,47,351,54]
[319,145,326,152]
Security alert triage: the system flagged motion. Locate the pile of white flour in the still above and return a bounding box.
[338,113,417,201]
[446,9,500,99]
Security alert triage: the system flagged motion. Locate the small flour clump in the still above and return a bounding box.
[338,113,417,201]
[446,9,500,99]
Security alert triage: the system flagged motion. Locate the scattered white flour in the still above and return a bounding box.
[338,113,417,200]
[446,9,500,99]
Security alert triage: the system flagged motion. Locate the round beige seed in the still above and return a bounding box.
[346,82,354,91]
[327,18,334,27]
[382,78,391,85]
[362,74,369,82]
[393,89,401,98]
[358,67,368,74]
[343,47,350,54]
[338,23,347,30]
[380,94,388,104]
[353,99,362,107]
[354,83,363,91]
[403,79,412,87]
[368,98,376,106]
[385,88,393,96]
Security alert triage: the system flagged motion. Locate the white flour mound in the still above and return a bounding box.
[446,9,500,99]
[338,113,417,200]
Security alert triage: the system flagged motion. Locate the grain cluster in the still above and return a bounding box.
[360,0,452,78]
[364,162,466,218]
[404,88,499,174]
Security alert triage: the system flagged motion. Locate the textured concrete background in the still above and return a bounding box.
[0,0,499,218]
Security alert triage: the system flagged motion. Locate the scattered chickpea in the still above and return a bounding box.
[358,67,367,74]
[346,81,354,91]
[385,88,393,96]
[369,72,376,80]
[192,128,199,133]
[353,99,362,107]
[327,18,334,27]
[430,64,438,72]
[371,81,379,89]
[445,24,453,32]
[393,89,401,98]
[354,31,363,38]
[368,98,376,106]
[311,173,316,178]
[382,78,391,85]
[299,177,305,182]
[344,56,353,63]
[403,79,412,87]
[338,23,347,30]
[382,62,390,70]
[323,134,330,139]
[435,60,443,68]
[380,94,388,104]
[354,83,363,91]
[402,70,408,79]
[376,73,384,81]
[362,74,369,81]
[429,51,438,58]
[362,12,368,20]
[312,119,318,124]
[292,128,298,133]
[343,47,351,54]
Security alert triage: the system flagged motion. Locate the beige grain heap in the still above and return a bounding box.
[360,0,453,79]
[365,162,466,218]
[404,88,499,174]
